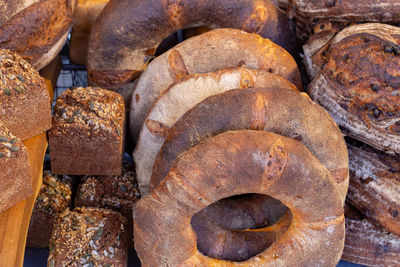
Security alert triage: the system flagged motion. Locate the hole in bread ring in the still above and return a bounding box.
[133,131,345,266]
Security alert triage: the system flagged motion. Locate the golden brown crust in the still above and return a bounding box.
[129,28,302,142]
[0,0,75,70]
[309,23,400,155]
[151,88,349,203]
[134,130,344,266]
[0,124,32,213]
[87,0,297,87]
[49,87,125,175]
[0,49,52,141]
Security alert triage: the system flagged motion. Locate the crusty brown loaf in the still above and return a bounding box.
[151,88,349,203]
[0,0,75,70]
[49,87,125,175]
[308,23,400,155]
[48,207,128,267]
[69,0,109,65]
[0,49,52,141]
[0,124,32,213]
[0,0,40,26]
[342,203,400,267]
[130,28,302,142]
[87,0,296,87]
[134,130,345,266]
[26,170,72,247]
[74,163,140,247]
[134,68,298,195]
[346,139,400,237]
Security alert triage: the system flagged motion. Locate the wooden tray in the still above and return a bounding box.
[0,58,60,267]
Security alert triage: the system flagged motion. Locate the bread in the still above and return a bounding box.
[134,130,345,266]
[74,163,140,247]
[0,0,40,25]
[69,0,109,65]
[134,67,297,195]
[0,0,75,70]
[48,207,128,267]
[0,49,52,141]
[129,28,302,141]
[342,203,400,266]
[308,23,400,155]
[0,124,32,213]
[346,139,400,237]
[26,170,72,247]
[151,88,349,203]
[87,0,296,87]
[49,87,125,175]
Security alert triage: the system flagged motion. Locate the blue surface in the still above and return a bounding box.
[24,247,365,267]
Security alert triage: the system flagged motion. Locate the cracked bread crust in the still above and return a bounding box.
[0,124,32,213]
[48,207,128,267]
[49,87,125,175]
[27,171,72,247]
[309,23,400,154]
[0,49,51,141]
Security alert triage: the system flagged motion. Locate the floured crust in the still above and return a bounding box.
[134,67,297,196]
[134,130,344,266]
[0,0,74,70]
[308,23,400,154]
[346,140,400,237]
[0,124,32,213]
[129,28,301,142]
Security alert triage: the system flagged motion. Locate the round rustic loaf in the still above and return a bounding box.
[134,67,297,195]
[134,130,345,266]
[151,88,349,203]
[129,28,301,141]
[87,0,296,87]
[0,0,75,70]
[308,23,400,155]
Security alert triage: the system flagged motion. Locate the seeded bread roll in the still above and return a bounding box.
[0,0,75,70]
[48,207,128,267]
[49,87,125,175]
[0,49,52,141]
[75,163,140,246]
[27,170,72,247]
[308,23,400,155]
[0,124,32,213]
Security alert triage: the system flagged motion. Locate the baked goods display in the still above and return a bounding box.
[134,68,298,195]
[87,0,296,88]
[0,49,52,141]
[0,0,75,70]
[48,207,128,267]
[134,131,345,266]
[26,170,72,247]
[0,0,398,266]
[0,124,32,213]
[49,87,125,175]
[129,28,302,142]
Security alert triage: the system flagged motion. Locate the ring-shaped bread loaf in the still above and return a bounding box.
[308,23,400,155]
[129,28,301,141]
[134,67,297,195]
[87,0,296,87]
[151,88,349,203]
[133,130,345,266]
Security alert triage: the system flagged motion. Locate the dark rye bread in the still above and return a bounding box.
[346,139,400,237]
[0,124,32,213]
[0,0,75,70]
[342,203,400,266]
[75,164,140,246]
[308,23,400,155]
[48,207,128,267]
[49,87,125,175]
[26,171,72,247]
[0,49,52,141]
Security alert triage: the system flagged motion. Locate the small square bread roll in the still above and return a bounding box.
[49,87,125,175]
